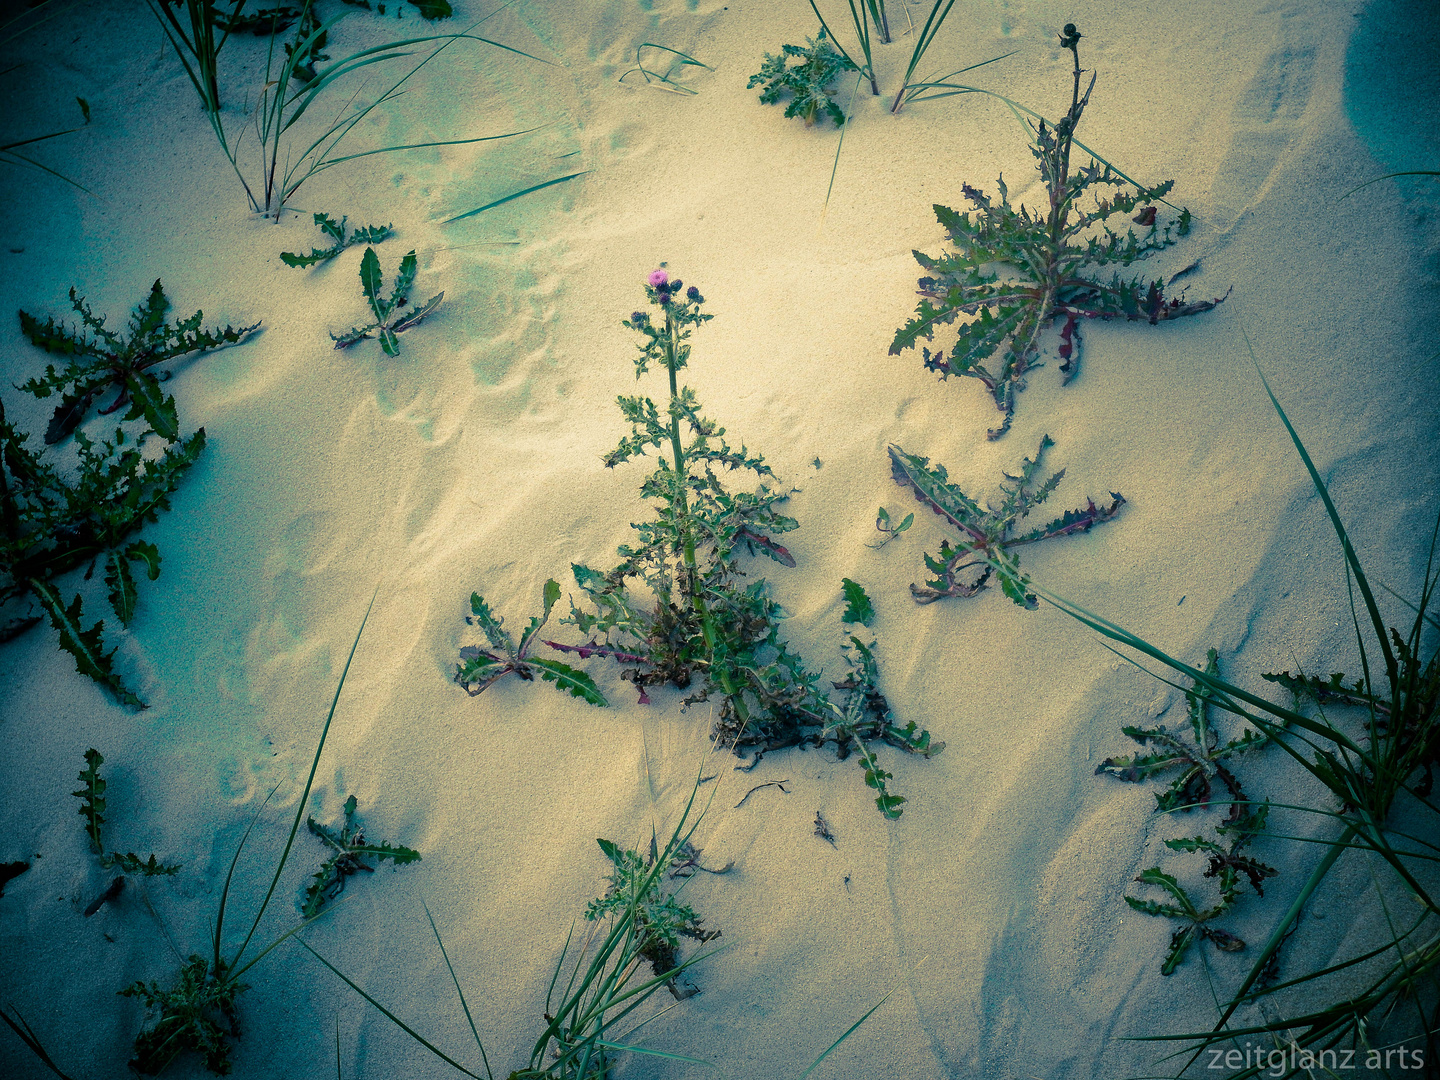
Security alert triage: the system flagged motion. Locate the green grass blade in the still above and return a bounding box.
[309,126,544,173]
[0,1006,80,1080]
[1239,324,1397,687]
[228,588,377,973]
[807,0,864,76]
[795,988,894,1078]
[422,899,495,1080]
[441,171,588,224]
[299,939,486,1079]
[822,71,864,216]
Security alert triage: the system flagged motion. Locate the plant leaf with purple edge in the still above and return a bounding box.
[889,437,1122,607]
[457,580,608,707]
[335,248,440,356]
[890,29,1224,439]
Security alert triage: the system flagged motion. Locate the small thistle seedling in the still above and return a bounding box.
[461,274,942,815]
[1097,649,1268,816]
[18,279,257,444]
[890,25,1225,438]
[1128,809,1278,977]
[0,396,204,706]
[867,505,913,549]
[331,248,442,357]
[280,212,392,268]
[72,748,181,876]
[747,30,858,127]
[887,436,1123,607]
[456,579,607,705]
[1099,651,1278,974]
[302,795,420,918]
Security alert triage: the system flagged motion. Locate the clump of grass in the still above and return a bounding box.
[305,779,720,1079]
[280,212,392,268]
[306,773,894,1077]
[1015,347,1440,1073]
[147,1,551,220]
[302,794,421,918]
[890,25,1225,438]
[459,271,942,816]
[887,435,1123,606]
[19,279,258,444]
[330,248,442,356]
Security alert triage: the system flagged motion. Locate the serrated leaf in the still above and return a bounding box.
[530,658,608,706]
[391,250,418,308]
[105,551,140,626]
[124,373,179,442]
[108,852,182,876]
[31,581,144,708]
[74,747,106,852]
[840,578,874,626]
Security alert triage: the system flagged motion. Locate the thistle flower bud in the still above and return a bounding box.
[686,286,700,301]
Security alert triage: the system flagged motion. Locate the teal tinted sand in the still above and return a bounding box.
[1,2,1437,1078]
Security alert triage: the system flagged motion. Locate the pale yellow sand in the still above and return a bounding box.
[1,1,1436,1077]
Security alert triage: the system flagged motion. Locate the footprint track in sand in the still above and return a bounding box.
[1208,33,1320,232]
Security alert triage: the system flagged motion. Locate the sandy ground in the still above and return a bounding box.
[1,0,1437,1077]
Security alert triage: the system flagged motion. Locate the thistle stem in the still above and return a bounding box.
[662,306,749,723]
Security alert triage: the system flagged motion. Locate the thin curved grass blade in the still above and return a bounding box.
[228,589,378,974]
[442,171,589,224]
[795,988,895,1079]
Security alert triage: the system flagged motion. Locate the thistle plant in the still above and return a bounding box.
[280,212,392,268]
[1097,651,1278,974]
[302,794,420,917]
[748,30,857,126]
[459,271,942,816]
[18,279,257,444]
[1097,649,1268,817]
[887,436,1123,607]
[0,396,205,707]
[586,833,721,1000]
[890,25,1225,439]
[330,248,442,356]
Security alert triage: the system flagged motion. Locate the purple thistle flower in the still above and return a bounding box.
[647,269,669,287]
